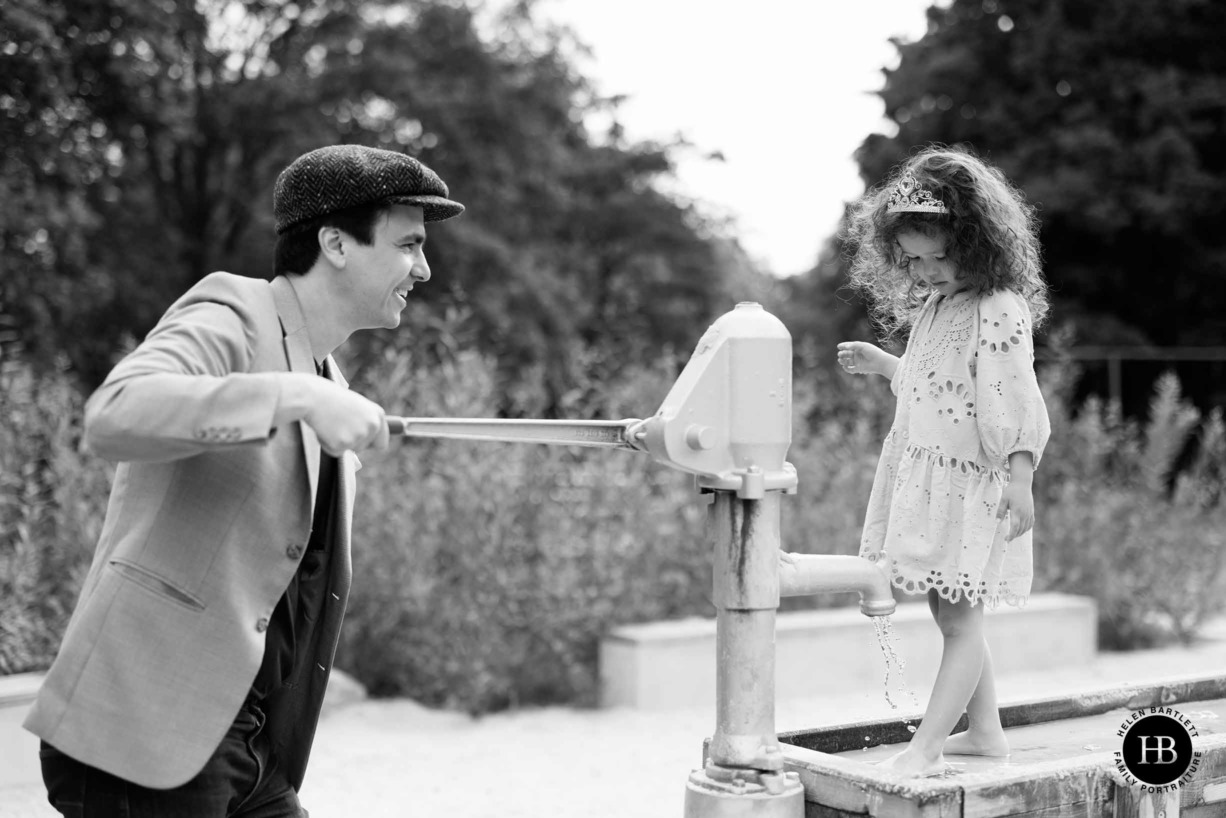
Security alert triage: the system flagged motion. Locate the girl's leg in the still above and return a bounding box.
[944,638,1009,756]
[883,593,987,776]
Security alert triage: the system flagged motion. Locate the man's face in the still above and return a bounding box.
[343,204,430,330]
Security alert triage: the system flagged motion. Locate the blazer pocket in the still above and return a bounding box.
[108,559,207,612]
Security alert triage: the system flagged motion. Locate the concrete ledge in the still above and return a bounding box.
[0,672,43,710]
[599,592,1097,709]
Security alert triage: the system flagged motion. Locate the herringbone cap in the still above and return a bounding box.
[274,145,464,233]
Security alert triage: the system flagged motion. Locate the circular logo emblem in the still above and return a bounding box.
[1114,707,1202,792]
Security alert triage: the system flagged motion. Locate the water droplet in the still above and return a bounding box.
[907,725,918,733]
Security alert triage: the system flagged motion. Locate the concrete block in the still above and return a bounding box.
[599,593,1097,709]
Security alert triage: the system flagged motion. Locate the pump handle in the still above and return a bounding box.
[386,417,647,450]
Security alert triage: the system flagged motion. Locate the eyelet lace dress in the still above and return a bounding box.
[859,288,1050,608]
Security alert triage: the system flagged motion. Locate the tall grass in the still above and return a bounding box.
[2,349,1224,710]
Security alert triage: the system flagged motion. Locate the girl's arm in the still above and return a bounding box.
[837,341,900,380]
[998,450,1035,540]
[1008,450,1035,481]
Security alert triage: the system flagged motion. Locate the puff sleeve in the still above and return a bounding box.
[974,289,1050,470]
[890,353,907,396]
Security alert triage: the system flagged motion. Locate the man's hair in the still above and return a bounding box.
[274,202,390,276]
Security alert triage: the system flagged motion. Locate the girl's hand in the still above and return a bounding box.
[837,341,887,377]
[997,481,1035,541]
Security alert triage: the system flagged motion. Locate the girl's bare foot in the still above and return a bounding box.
[879,748,948,777]
[944,729,1010,757]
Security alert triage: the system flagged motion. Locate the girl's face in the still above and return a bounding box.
[896,231,966,296]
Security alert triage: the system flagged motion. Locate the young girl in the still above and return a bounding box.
[836,146,1051,777]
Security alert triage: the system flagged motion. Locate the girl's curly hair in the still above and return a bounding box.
[844,145,1048,342]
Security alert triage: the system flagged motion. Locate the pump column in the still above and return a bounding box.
[683,488,803,817]
[709,489,782,771]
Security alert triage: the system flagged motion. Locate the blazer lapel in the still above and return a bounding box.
[271,276,320,510]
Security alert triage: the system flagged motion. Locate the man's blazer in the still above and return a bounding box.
[24,272,358,789]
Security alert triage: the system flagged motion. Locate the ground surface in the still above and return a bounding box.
[3,621,1224,818]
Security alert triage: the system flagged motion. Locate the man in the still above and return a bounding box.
[25,144,464,816]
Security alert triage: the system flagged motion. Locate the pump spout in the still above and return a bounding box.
[778,553,897,617]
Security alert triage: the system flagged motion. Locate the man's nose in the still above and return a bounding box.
[412,255,431,283]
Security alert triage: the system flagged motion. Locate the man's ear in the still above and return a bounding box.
[318,226,346,268]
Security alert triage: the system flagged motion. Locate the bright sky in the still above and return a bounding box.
[533,0,939,278]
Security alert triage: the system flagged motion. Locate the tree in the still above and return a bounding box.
[2,0,761,405]
[780,0,1226,411]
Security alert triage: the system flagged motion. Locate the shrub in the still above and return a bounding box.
[1034,370,1226,648]
[337,349,711,712]
[0,361,109,674]
[337,346,901,711]
[6,338,1225,711]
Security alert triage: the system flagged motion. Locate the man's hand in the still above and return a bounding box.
[304,383,390,456]
[837,341,898,379]
[276,374,389,455]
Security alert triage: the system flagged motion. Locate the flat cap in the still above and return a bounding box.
[274,144,464,233]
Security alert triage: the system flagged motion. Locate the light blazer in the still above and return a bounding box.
[25,272,358,790]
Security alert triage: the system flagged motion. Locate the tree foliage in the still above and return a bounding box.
[1,0,763,407]
[780,0,1226,411]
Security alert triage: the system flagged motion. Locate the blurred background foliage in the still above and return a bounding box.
[779,0,1226,412]
[4,350,1224,711]
[3,0,1226,712]
[1,0,770,405]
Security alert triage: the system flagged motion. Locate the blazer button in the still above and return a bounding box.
[286,543,304,560]
[256,617,269,633]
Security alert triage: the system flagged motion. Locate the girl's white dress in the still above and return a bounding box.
[859,288,1050,608]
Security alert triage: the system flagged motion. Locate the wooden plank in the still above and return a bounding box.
[1177,735,1226,807]
[1184,806,1222,818]
[1115,784,1181,817]
[961,761,1114,818]
[781,674,1226,755]
[867,787,961,818]
[784,744,961,816]
[988,804,1098,818]
[806,804,864,818]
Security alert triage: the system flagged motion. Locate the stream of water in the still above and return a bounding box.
[872,615,920,736]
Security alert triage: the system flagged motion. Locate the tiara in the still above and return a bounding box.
[886,171,947,214]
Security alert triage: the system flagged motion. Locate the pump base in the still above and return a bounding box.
[683,767,803,818]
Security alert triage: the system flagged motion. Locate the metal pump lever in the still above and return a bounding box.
[386,417,647,451]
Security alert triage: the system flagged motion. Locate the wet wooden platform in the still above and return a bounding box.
[778,674,1226,817]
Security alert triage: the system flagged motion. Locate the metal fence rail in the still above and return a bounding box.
[1035,346,1226,406]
